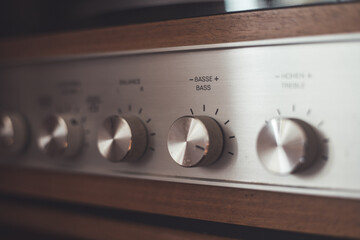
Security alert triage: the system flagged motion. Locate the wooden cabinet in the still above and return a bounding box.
[1,2,360,239]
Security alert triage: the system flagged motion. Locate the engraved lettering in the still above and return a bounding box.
[281,82,305,89]
[196,85,211,91]
[119,79,141,85]
[194,76,212,82]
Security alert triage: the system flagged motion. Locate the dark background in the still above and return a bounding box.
[0,0,225,39]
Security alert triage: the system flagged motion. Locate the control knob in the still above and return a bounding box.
[167,116,224,167]
[0,113,28,155]
[256,117,319,175]
[38,114,83,157]
[97,115,148,162]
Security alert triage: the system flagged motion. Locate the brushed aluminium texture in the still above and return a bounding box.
[37,114,84,157]
[256,117,319,175]
[167,116,224,167]
[0,33,360,198]
[97,115,148,162]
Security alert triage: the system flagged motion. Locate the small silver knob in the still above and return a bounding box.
[167,116,224,167]
[0,113,28,155]
[256,117,319,175]
[97,115,148,162]
[38,114,83,157]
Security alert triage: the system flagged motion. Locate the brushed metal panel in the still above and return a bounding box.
[1,33,360,199]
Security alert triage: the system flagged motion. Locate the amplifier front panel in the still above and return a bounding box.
[1,34,360,199]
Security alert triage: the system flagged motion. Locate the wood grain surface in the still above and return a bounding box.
[0,2,360,239]
[0,2,360,61]
[0,196,239,240]
[0,166,359,239]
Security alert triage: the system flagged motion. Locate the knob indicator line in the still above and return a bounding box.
[196,145,205,151]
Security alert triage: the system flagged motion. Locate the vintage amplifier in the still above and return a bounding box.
[0,1,360,239]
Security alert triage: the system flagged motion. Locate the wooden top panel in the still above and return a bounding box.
[0,3,360,61]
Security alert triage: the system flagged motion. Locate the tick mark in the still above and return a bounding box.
[140,86,144,91]
[306,109,311,116]
[277,109,281,115]
[110,117,114,129]
[150,132,156,136]
[189,78,194,81]
[228,152,234,155]
[229,136,235,139]
[224,120,230,125]
[292,105,295,112]
[146,118,151,123]
[265,120,269,124]
[203,104,205,112]
[196,145,205,151]
[128,105,132,111]
[138,108,143,114]
[215,108,219,115]
[149,147,155,151]
[318,121,324,127]
[190,108,194,115]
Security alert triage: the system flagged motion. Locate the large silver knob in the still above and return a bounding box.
[0,113,28,155]
[97,115,148,162]
[167,116,224,167]
[38,114,83,157]
[256,117,319,175]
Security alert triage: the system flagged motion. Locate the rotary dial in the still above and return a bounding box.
[97,115,148,162]
[38,114,83,157]
[256,117,319,175]
[167,116,224,167]
[0,113,28,155]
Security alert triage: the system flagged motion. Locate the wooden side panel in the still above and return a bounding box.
[0,3,360,61]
